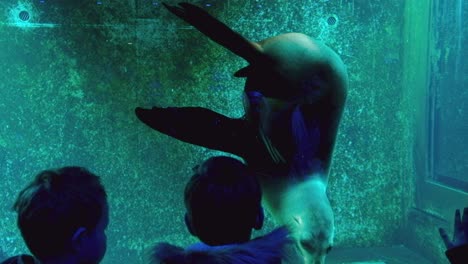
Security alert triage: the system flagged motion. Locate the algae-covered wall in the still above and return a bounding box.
[0,0,408,263]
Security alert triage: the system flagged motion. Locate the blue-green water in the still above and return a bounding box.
[0,1,466,263]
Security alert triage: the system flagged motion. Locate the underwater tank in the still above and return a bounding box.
[0,0,466,263]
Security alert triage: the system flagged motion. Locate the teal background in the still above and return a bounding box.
[0,1,465,263]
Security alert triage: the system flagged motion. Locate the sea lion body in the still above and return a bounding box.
[136,4,348,264]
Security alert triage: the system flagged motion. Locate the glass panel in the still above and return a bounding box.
[429,0,468,191]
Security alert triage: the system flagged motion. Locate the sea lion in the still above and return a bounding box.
[136,3,348,263]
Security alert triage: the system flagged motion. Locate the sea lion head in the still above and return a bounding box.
[279,177,334,264]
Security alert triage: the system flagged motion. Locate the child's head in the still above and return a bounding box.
[13,166,108,264]
[184,156,263,246]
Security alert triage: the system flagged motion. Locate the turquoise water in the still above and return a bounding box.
[0,1,466,263]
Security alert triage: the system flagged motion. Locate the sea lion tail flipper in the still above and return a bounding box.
[162,2,263,63]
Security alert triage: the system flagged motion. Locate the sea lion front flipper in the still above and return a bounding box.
[135,106,247,156]
[162,2,263,63]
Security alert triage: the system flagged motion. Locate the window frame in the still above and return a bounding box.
[415,0,468,219]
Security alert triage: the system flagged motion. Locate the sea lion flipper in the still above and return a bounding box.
[135,106,246,156]
[162,2,262,63]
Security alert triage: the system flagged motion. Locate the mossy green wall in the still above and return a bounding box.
[0,1,411,263]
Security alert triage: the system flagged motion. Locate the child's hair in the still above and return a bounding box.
[13,166,107,260]
[184,156,262,245]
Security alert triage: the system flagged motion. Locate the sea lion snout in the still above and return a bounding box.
[276,178,334,264]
